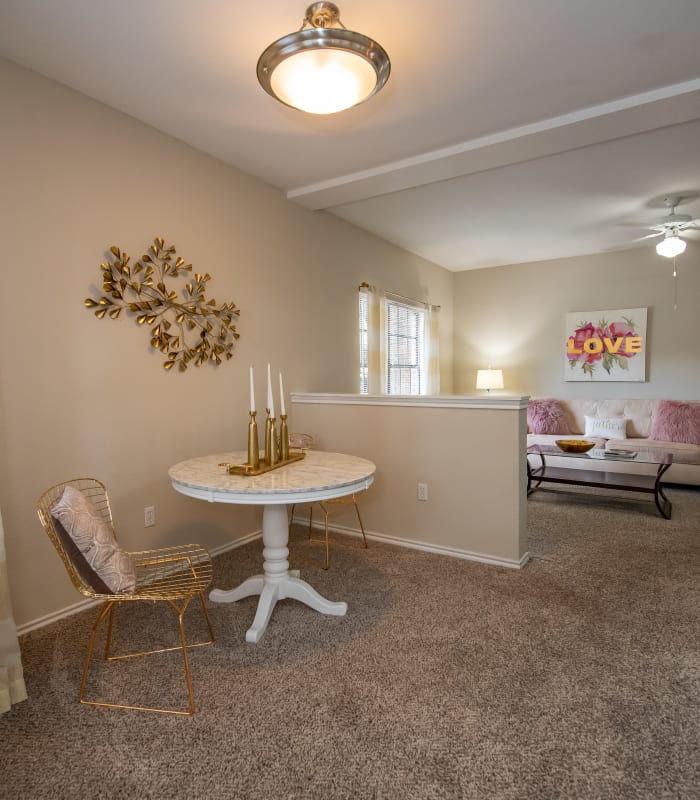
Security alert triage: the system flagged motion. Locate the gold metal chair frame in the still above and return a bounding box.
[37,478,215,716]
[289,493,368,570]
[286,433,368,570]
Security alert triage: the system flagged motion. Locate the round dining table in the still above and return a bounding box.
[169,450,375,643]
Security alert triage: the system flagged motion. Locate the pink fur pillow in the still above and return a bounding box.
[527,399,571,435]
[649,400,700,445]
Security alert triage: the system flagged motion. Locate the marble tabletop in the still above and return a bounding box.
[169,449,376,505]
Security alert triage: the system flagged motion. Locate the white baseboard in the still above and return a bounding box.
[18,596,102,636]
[18,519,528,636]
[17,529,263,637]
[292,515,530,570]
[208,528,261,558]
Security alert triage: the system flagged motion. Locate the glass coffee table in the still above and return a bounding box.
[527,445,676,518]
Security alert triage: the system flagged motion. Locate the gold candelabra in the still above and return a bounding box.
[279,414,289,460]
[247,411,260,470]
[264,408,278,466]
[224,408,303,476]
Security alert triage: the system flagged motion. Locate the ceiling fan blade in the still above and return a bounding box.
[629,232,663,243]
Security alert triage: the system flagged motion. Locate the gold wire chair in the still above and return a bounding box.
[287,434,368,570]
[37,478,215,716]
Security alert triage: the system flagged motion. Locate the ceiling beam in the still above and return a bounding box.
[287,79,700,210]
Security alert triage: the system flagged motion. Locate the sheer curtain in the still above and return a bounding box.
[425,304,441,395]
[0,506,27,713]
[360,283,386,395]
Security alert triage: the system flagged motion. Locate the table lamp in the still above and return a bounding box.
[476,368,504,393]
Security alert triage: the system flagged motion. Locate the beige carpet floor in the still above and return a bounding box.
[2,485,699,799]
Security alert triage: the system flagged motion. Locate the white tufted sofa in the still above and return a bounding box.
[527,398,700,486]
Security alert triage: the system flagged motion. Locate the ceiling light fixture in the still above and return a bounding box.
[656,229,687,258]
[256,2,390,115]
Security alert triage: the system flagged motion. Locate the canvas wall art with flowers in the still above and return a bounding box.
[564,307,647,381]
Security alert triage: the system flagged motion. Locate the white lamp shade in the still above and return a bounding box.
[656,235,686,258]
[476,369,504,391]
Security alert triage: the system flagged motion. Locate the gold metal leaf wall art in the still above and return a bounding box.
[84,237,240,371]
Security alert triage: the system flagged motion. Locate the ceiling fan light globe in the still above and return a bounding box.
[656,235,686,258]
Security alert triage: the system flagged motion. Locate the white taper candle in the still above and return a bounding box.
[249,366,255,412]
[279,372,286,416]
[267,363,274,417]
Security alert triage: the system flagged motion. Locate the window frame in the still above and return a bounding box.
[359,292,428,396]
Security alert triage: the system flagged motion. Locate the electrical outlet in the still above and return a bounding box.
[144,506,156,527]
[417,483,428,501]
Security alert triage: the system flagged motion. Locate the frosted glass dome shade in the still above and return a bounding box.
[270,48,378,115]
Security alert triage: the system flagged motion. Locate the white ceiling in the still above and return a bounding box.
[2,0,700,271]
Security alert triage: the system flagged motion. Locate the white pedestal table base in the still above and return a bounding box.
[209,504,347,643]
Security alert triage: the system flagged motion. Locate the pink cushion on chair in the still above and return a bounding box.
[527,399,571,435]
[649,400,700,445]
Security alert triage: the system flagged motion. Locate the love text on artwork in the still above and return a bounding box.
[567,336,643,355]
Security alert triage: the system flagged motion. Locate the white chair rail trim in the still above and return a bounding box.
[290,393,529,411]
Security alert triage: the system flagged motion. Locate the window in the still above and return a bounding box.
[386,299,425,394]
[359,290,433,395]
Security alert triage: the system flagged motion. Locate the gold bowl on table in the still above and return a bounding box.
[555,439,596,453]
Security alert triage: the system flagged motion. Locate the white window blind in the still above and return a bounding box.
[386,299,424,394]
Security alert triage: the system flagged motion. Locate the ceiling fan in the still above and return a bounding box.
[637,195,700,257]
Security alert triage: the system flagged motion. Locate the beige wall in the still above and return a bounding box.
[0,58,454,628]
[291,395,529,566]
[453,245,700,399]
[7,53,695,630]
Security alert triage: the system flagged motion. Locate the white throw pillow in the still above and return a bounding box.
[51,485,136,594]
[584,415,627,439]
